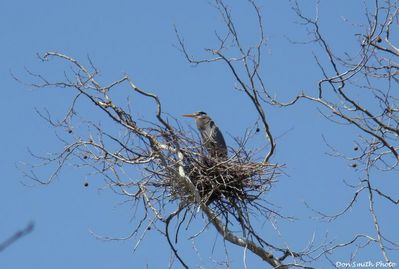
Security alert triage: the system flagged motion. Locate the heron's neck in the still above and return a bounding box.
[196,118,211,131]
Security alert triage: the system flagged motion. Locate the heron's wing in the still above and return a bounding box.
[212,127,227,149]
[201,121,220,143]
[198,119,228,158]
[207,123,228,157]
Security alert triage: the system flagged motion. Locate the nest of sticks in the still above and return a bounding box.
[185,156,274,204]
[160,142,280,220]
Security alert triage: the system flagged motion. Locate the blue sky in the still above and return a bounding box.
[1,0,397,268]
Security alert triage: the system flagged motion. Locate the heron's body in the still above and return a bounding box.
[183,111,227,159]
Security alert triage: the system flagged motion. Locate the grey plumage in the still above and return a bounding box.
[183,111,228,159]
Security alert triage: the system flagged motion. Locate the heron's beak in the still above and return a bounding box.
[182,113,196,118]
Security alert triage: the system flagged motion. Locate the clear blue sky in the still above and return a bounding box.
[1,0,397,268]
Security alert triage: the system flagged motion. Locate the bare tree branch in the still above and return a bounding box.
[0,223,34,252]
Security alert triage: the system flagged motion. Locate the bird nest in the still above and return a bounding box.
[159,144,280,220]
[185,157,275,204]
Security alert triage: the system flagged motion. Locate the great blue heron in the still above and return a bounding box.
[183,111,228,159]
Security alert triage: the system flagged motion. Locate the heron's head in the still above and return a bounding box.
[182,111,208,120]
[182,111,212,129]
